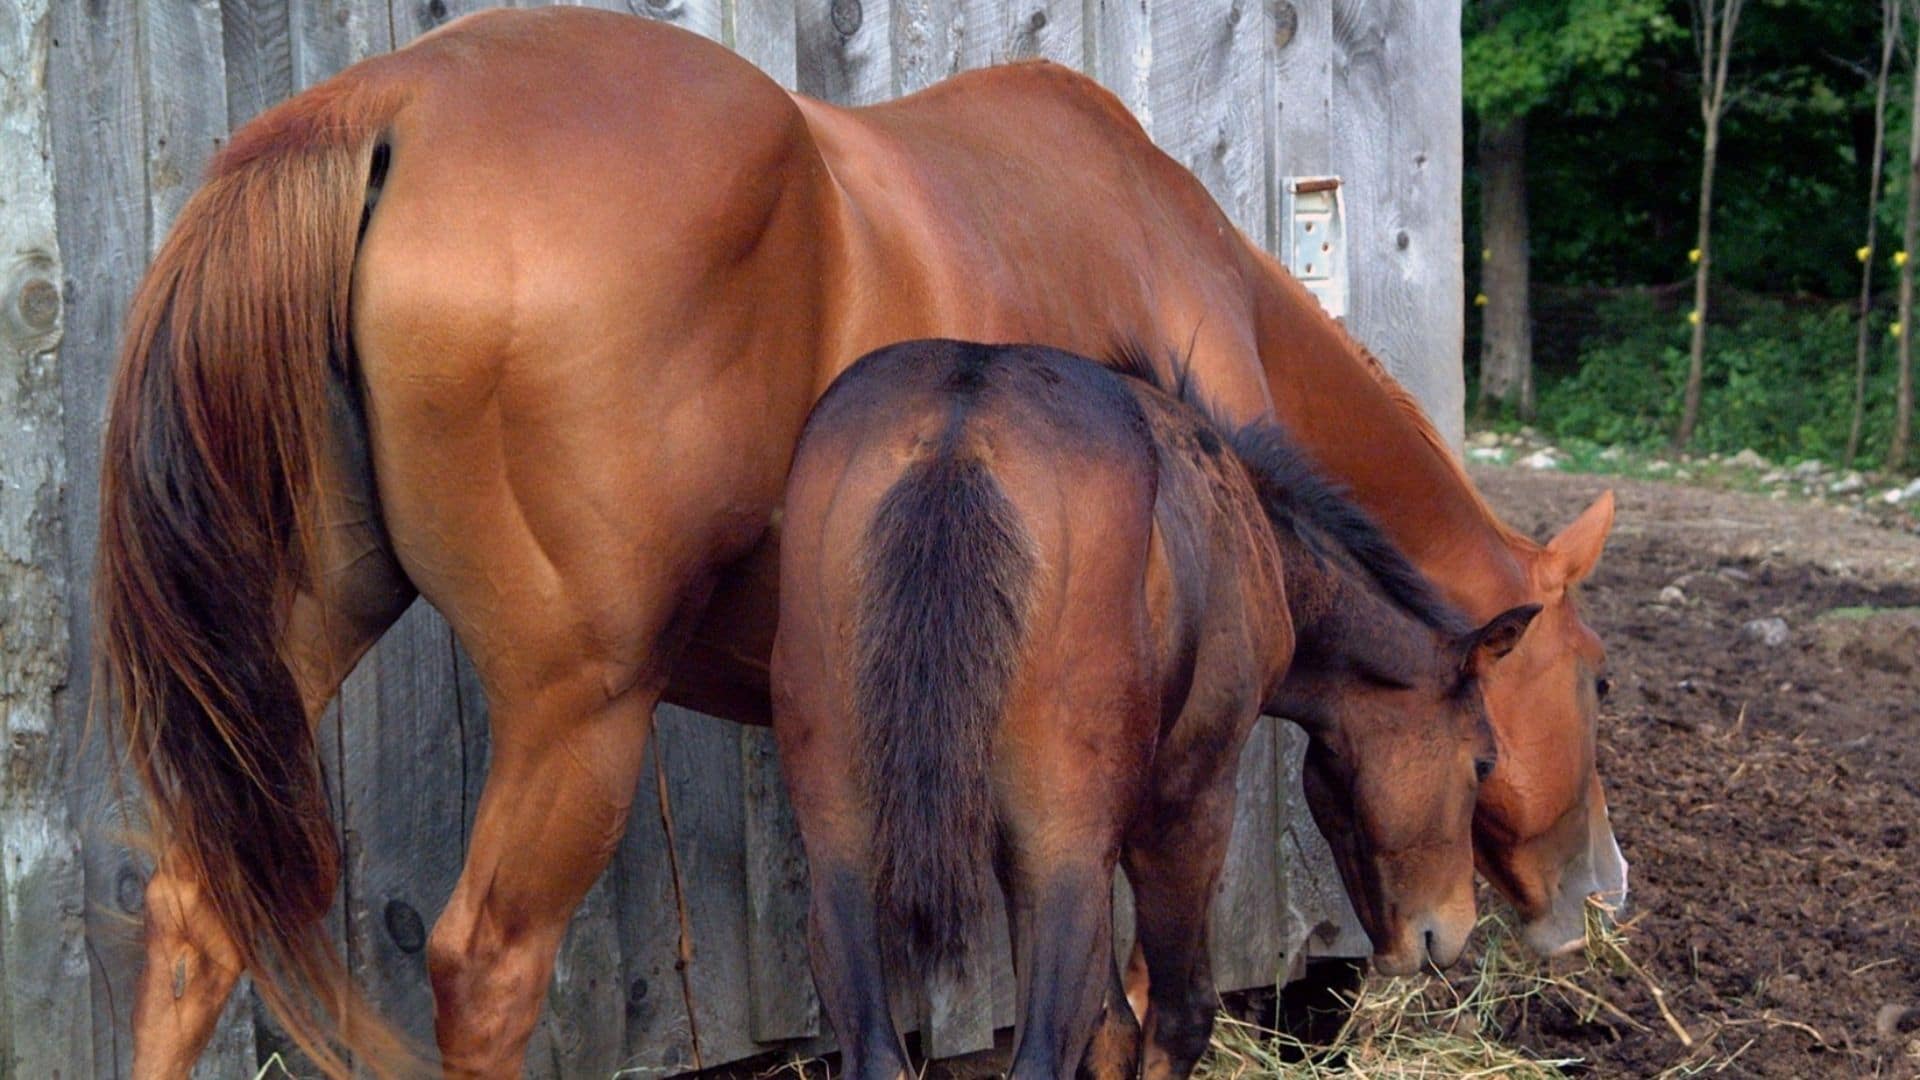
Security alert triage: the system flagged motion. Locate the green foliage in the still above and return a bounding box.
[1527,293,1904,467]
[1463,0,1679,124]
[1469,0,1885,295]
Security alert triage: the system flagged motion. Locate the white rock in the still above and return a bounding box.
[1884,486,1908,505]
[1729,448,1769,469]
[1468,430,1501,449]
[1792,460,1825,478]
[1657,585,1687,605]
[1740,617,1790,647]
[1904,477,1920,500]
[1647,460,1673,474]
[1759,469,1787,485]
[1519,450,1561,470]
[1830,472,1866,495]
[1599,446,1626,462]
[1467,446,1505,463]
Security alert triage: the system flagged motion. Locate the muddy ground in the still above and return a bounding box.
[1456,465,1920,1077]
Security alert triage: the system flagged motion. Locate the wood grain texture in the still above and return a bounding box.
[1330,0,1464,448]
[798,0,893,103]
[657,706,757,1065]
[1266,0,1331,251]
[1273,722,1368,969]
[291,0,392,88]
[1208,719,1282,991]
[1148,0,1265,239]
[613,735,701,1076]
[222,0,294,127]
[892,0,961,94]
[742,728,820,1042]
[959,0,1081,69]
[733,0,799,88]
[1087,0,1150,127]
[46,0,151,1070]
[0,2,91,1075]
[335,602,471,1069]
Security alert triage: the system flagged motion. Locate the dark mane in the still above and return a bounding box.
[1105,341,1470,636]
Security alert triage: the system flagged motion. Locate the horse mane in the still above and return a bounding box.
[1301,311,1539,558]
[1106,341,1472,636]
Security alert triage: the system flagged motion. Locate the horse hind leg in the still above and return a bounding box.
[1121,783,1239,1080]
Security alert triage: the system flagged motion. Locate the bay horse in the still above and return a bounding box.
[96,7,1621,1076]
[774,340,1541,1080]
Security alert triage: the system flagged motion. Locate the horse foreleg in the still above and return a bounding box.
[425,677,657,1078]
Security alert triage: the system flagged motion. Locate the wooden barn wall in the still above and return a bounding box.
[7,0,1461,1074]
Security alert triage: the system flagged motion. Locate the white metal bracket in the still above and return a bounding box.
[1280,176,1347,319]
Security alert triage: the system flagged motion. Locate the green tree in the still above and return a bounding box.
[1464,0,1676,420]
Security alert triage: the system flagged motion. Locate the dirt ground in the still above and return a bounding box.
[1458,465,1920,1077]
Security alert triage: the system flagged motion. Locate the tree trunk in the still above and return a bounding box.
[1675,114,1719,450]
[1478,117,1534,420]
[1847,0,1896,467]
[1895,47,1920,471]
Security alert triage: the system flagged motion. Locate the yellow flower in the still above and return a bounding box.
[1688,248,1702,264]
[1474,293,1489,307]
[1894,321,1904,338]
[1858,246,1873,263]
[1481,247,1492,261]
[1687,310,1701,325]
[1896,251,1910,268]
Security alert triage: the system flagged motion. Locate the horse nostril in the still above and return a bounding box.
[1423,928,1438,965]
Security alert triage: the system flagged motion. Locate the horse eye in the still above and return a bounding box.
[1595,676,1614,701]
[1474,758,1495,783]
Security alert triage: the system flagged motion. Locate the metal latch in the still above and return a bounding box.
[1281,176,1346,318]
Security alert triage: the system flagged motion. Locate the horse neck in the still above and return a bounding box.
[1245,250,1540,619]
[1274,525,1444,701]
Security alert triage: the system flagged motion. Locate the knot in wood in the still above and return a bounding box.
[1271,0,1298,49]
[830,0,863,37]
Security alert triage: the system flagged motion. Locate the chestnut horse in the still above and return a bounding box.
[774,340,1541,1080]
[97,7,1620,1076]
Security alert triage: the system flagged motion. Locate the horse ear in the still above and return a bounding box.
[1460,603,1543,679]
[1542,490,1615,591]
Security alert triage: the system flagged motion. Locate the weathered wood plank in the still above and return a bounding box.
[223,0,294,127]
[1273,722,1368,972]
[731,0,799,88]
[140,0,231,248]
[332,602,467,1070]
[629,0,726,44]
[1088,0,1150,128]
[892,0,961,94]
[797,0,893,103]
[1149,0,1266,240]
[741,728,819,1042]
[1209,719,1282,991]
[46,0,151,1068]
[291,0,392,88]
[959,0,1081,69]
[0,4,91,1075]
[657,706,758,1065]
[612,731,700,1076]
[1266,0,1331,252]
[1330,0,1464,446]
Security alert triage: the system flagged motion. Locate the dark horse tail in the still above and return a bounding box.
[94,79,411,1076]
[855,451,1035,972]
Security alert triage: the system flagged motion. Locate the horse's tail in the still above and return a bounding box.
[95,78,410,1076]
[854,451,1035,974]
